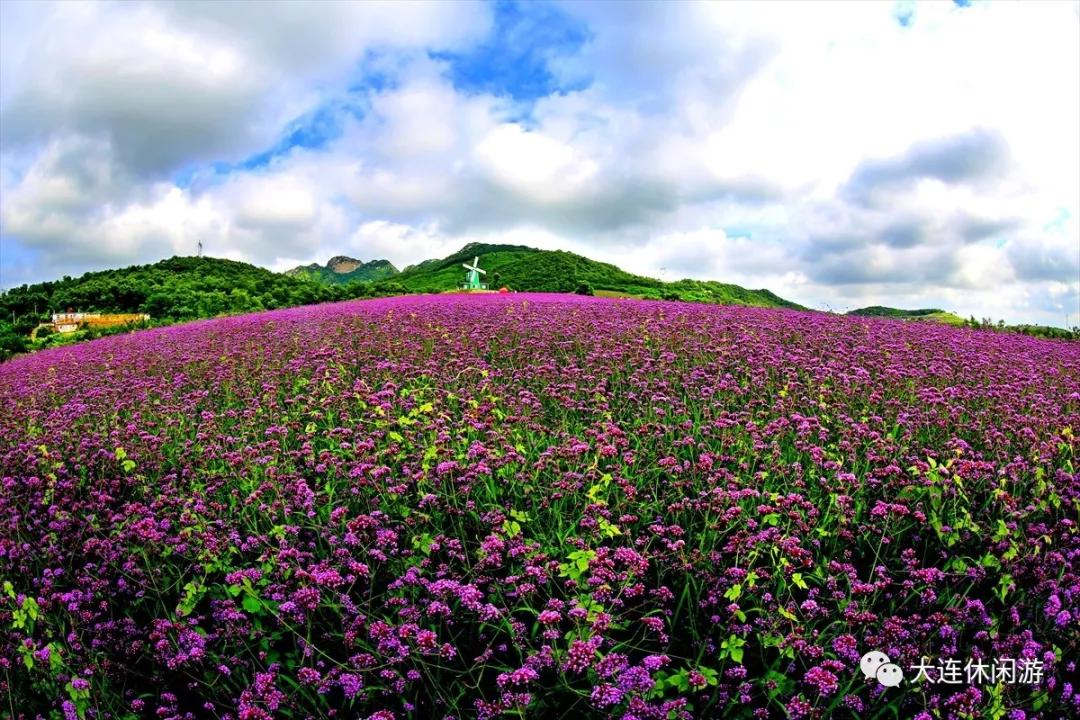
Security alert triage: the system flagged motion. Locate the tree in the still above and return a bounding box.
[574,282,594,296]
[0,320,28,361]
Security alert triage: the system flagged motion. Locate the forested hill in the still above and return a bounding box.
[284,256,399,284]
[394,242,805,308]
[847,306,966,325]
[0,245,806,360]
[0,256,402,346]
[846,305,1077,339]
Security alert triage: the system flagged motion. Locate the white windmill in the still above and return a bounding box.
[462,256,487,290]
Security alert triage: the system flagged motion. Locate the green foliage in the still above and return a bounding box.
[284,256,399,284]
[393,242,804,309]
[851,306,1078,338]
[848,306,949,318]
[849,306,966,326]
[1008,323,1080,340]
[1,242,811,363]
[0,256,410,361]
[0,320,29,361]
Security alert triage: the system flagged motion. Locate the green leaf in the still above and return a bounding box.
[22,596,39,621]
[762,669,794,699]
[242,595,262,615]
[177,582,203,617]
[992,519,1010,542]
[791,573,808,591]
[944,557,968,573]
[49,643,63,672]
[724,584,742,602]
[996,574,1013,603]
[720,634,747,664]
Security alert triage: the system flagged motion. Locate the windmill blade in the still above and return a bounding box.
[475,268,486,274]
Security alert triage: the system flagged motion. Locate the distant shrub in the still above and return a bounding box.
[574,282,594,296]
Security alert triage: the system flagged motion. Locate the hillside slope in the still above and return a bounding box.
[0,256,407,358]
[394,242,804,309]
[1,244,802,360]
[285,256,399,284]
[848,306,966,326]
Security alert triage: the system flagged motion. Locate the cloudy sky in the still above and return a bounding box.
[1,0,1077,325]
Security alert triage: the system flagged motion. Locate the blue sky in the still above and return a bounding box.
[0,0,1077,326]
[434,0,590,102]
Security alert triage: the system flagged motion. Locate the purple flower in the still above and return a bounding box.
[590,683,623,708]
[642,655,670,672]
[537,609,561,625]
[804,666,840,696]
[339,673,363,699]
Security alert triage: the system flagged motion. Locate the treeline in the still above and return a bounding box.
[492,250,663,294]
[0,257,409,360]
[393,243,804,309]
[963,316,1079,340]
[849,306,946,318]
[396,244,665,295]
[848,305,1078,340]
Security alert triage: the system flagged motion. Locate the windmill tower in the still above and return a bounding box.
[197,241,203,258]
[462,257,487,290]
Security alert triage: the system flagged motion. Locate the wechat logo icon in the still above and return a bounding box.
[861,650,904,688]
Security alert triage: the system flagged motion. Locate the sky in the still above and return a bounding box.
[0,0,1077,326]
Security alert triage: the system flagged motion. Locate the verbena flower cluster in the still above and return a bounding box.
[1,293,1077,719]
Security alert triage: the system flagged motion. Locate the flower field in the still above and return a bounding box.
[1,293,1077,720]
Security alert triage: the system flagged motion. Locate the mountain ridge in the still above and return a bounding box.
[847,305,966,326]
[0,244,807,358]
[284,256,399,284]
[313,242,806,309]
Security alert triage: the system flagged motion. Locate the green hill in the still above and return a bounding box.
[0,256,407,359]
[847,306,966,326]
[0,244,803,361]
[393,242,804,309]
[1,256,340,327]
[847,306,1077,339]
[284,256,398,284]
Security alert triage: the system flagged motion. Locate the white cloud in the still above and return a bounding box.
[475,124,598,202]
